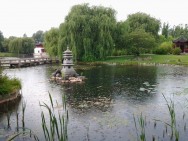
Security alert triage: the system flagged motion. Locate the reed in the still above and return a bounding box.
[162,94,179,141]
[133,113,146,141]
[22,100,26,130]
[6,128,39,141]
[40,93,68,141]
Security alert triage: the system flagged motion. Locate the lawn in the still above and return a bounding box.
[0,52,17,57]
[101,54,188,65]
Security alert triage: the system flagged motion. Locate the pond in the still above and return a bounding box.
[1,64,188,141]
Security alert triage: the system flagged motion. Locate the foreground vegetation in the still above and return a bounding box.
[3,94,68,141]
[96,54,188,66]
[2,91,188,141]
[0,68,21,96]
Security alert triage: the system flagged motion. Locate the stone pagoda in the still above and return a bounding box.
[61,47,78,79]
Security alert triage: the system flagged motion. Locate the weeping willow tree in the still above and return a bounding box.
[44,28,59,57]
[59,3,117,61]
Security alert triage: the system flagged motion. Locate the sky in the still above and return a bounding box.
[1,0,188,37]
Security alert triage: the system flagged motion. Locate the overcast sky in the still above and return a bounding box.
[1,0,188,37]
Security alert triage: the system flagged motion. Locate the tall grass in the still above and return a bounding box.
[162,94,179,141]
[40,93,68,141]
[133,113,146,141]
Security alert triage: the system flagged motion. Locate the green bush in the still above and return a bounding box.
[0,71,21,96]
[154,47,169,55]
[112,49,127,56]
[130,47,140,56]
[172,48,181,55]
[154,41,173,55]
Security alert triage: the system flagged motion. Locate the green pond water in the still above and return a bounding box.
[1,64,188,141]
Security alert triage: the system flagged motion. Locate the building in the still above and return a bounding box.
[33,43,48,58]
[173,36,188,53]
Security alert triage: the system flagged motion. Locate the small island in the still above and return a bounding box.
[50,47,85,83]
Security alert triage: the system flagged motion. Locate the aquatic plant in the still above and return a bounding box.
[162,94,179,141]
[2,93,68,141]
[133,113,146,141]
[6,128,39,141]
[22,100,26,130]
[40,93,68,141]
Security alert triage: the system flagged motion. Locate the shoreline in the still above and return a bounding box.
[0,89,21,106]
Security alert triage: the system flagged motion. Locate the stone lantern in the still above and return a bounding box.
[61,47,78,79]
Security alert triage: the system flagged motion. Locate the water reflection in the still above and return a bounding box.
[61,65,158,113]
[1,64,188,140]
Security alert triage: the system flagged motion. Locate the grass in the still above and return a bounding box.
[96,54,188,66]
[0,70,21,96]
[0,52,17,57]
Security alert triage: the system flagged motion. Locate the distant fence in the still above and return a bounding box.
[0,57,60,68]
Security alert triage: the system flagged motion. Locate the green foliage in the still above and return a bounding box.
[0,70,21,96]
[0,31,4,52]
[44,28,59,57]
[127,12,161,37]
[21,37,35,54]
[162,22,169,38]
[157,35,174,45]
[2,38,10,52]
[32,30,44,43]
[59,4,116,61]
[154,41,172,55]
[8,37,34,55]
[172,48,181,55]
[169,24,188,38]
[112,48,127,56]
[40,93,68,141]
[127,29,156,56]
[113,21,130,50]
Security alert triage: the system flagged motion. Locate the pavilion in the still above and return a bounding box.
[172,36,188,53]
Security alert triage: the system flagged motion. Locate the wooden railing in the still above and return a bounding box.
[0,57,59,68]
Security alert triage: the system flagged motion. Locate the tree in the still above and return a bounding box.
[44,28,59,57]
[21,37,35,54]
[162,22,169,38]
[59,4,117,61]
[32,30,44,43]
[113,21,130,49]
[127,29,156,56]
[2,38,10,52]
[169,24,188,38]
[127,12,161,37]
[8,38,22,56]
[8,37,34,56]
[0,31,4,52]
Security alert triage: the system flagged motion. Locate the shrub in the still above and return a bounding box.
[130,47,140,56]
[154,47,169,55]
[154,41,173,55]
[172,48,181,55]
[0,72,21,96]
[112,49,127,56]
